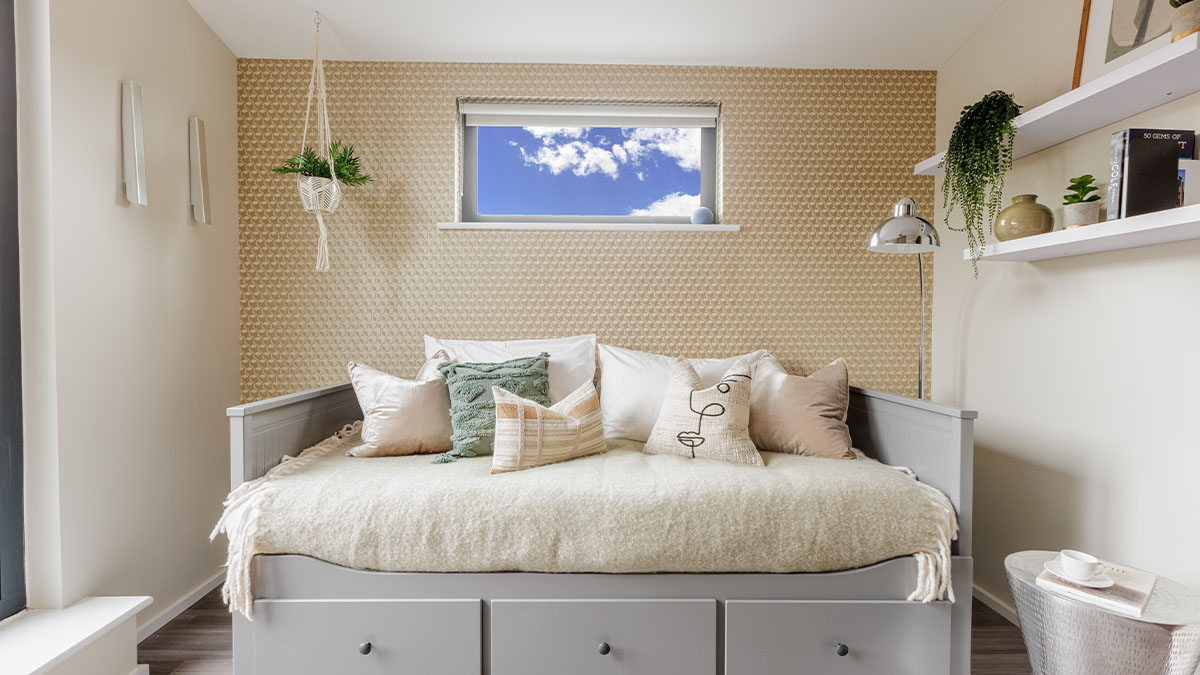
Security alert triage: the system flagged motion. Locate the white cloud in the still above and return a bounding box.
[519,140,619,179]
[576,144,619,178]
[625,128,702,171]
[511,126,701,183]
[629,191,700,217]
[523,126,587,143]
[618,138,647,164]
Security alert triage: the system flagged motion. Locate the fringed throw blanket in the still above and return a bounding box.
[213,423,957,619]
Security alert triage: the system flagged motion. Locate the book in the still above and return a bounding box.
[1120,129,1197,219]
[1181,159,1200,207]
[1036,561,1157,618]
[1107,130,1127,221]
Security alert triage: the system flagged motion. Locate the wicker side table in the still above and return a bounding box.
[1006,551,1200,675]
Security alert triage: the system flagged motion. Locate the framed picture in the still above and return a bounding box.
[1074,0,1175,88]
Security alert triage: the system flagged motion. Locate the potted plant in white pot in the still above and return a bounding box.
[1174,0,1200,42]
[272,140,372,271]
[1062,174,1102,229]
[273,140,372,212]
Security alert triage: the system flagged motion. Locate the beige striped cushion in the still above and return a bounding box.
[491,380,606,473]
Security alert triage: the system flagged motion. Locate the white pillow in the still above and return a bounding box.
[424,334,597,404]
[598,344,770,442]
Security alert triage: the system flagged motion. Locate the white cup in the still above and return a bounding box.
[1059,550,1104,581]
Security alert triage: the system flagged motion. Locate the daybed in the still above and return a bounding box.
[221,382,975,674]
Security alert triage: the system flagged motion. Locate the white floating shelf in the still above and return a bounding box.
[965,204,1200,262]
[437,222,740,232]
[917,33,1200,177]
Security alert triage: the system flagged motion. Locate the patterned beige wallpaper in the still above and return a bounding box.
[238,60,935,402]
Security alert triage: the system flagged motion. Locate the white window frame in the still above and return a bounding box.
[460,102,719,224]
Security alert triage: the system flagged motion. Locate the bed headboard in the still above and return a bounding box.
[227,384,975,554]
[226,382,361,491]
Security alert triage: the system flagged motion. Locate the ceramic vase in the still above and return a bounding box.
[1173,3,1200,42]
[995,195,1054,241]
[1063,201,1102,229]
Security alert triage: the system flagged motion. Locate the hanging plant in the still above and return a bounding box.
[273,141,373,186]
[275,12,372,272]
[940,90,1021,276]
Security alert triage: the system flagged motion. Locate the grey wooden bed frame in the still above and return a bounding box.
[227,384,976,674]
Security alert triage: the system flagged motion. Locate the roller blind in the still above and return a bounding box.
[460,102,720,128]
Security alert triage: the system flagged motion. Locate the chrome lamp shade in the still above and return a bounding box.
[867,197,939,400]
[868,197,940,253]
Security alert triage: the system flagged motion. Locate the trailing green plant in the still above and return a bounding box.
[1063,174,1102,205]
[273,140,372,186]
[1171,0,1193,9]
[940,90,1021,276]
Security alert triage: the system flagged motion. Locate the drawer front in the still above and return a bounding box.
[254,599,480,675]
[491,599,716,675]
[726,600,951,675]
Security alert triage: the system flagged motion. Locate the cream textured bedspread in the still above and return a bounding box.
[214,422,957,618]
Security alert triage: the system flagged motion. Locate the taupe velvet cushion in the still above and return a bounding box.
[748,356,854,459]
[643,358,763,466]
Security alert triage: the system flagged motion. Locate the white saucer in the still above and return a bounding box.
[1044,560,1114,588]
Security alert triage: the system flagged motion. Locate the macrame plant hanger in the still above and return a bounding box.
[297,11,340,271]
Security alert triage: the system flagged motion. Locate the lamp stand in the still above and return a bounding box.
[918,253,926,400]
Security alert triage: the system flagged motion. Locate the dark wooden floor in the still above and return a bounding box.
[138,588,1032,674]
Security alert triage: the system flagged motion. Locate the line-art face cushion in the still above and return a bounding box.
[491,380,606,473]
[432,352,550,463]
[643,358,764,466]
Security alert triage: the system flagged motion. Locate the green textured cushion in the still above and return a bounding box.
[432,352,550,463]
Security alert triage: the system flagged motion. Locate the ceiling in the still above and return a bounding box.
[186,0,1006,70]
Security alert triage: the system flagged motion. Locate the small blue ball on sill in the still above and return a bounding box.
[690,207,714,225]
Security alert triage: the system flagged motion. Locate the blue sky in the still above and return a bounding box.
[477,126,701,216]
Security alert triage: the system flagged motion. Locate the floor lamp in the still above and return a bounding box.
[867,197,940,400]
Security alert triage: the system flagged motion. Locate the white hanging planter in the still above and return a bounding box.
[298,175,342,215]
[297,12,338,271]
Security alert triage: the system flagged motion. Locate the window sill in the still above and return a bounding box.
[0,596,151,674]
[437,222,740,232]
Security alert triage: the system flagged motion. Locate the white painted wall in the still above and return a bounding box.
[932,0,1200,610]
[20,0,239,631]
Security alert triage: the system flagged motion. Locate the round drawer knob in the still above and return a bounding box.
[359,642,372,655]
[597,641,611,655]
[835,642,849,657]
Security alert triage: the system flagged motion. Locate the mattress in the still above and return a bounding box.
[214,422,957,618]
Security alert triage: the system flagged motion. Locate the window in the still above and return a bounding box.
[0,0,21,622]
[461,103,718,223]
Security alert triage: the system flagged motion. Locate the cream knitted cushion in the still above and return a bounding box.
[644,358,763,466]
[491,380,606,473]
